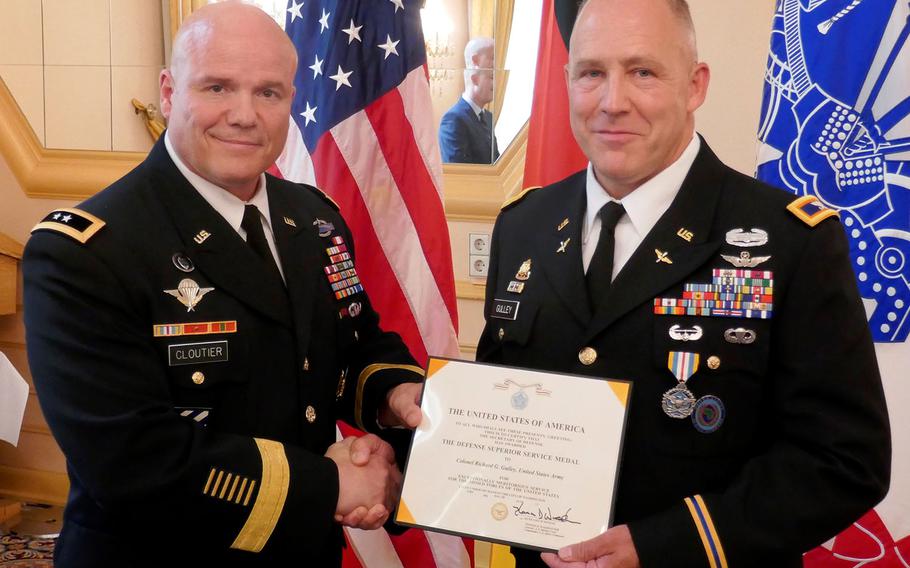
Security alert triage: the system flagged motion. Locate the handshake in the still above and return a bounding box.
[325,382,423,530]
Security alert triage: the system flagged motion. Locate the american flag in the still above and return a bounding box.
[276,0,459,365]
[273,1,468,566]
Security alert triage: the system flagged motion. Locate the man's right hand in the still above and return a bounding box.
[325,434,402,530]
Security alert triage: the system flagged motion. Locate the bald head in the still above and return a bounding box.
[159,0,298,200]
[170,1,298,82]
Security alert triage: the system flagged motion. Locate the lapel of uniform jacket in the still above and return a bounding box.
[148,140,293,328]
[267,180,317,355]
[583,140,726,342]
[534,172,592,325]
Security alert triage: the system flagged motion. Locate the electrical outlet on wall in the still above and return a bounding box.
[469,233,490,256]
[469,255,489,277]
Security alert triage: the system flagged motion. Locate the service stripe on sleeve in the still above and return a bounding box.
[684,495,727,568]
[231,439,289,553]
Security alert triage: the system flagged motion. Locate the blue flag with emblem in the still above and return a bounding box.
[756,0,910,342]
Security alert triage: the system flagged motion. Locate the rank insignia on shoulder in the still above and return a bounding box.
[501,186,541,211]
[787,196,839,227]
[32,208,105,244]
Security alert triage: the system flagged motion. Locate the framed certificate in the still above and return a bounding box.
[395,358,632,552]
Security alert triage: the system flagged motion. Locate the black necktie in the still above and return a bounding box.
[241,204,282,279]
[586,201,625,310]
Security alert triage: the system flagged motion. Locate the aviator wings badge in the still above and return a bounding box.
[164,278,214,312]
[721,251,771,268]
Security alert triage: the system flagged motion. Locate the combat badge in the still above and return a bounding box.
[721,251,771,268]
[32,208,106,244]
[164,279,214,312]
[313,218,335,237]
[725,228,769,247]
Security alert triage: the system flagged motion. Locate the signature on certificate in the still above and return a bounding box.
[512,501,581,524]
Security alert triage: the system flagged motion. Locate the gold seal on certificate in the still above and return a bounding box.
[395,358,632,552]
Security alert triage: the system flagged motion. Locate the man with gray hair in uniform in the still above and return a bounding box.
[476,0,891,566]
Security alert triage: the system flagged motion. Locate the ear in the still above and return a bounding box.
[686,62,710,113]
[159,69,175,119]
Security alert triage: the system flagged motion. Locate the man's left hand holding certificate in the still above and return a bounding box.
[395,358,631,552]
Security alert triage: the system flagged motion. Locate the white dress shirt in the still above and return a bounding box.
[582,135,701,280]
[165,132,285,280]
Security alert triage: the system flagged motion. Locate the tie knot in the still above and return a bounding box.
[598,201,625,232]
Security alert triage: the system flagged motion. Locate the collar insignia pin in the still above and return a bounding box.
[193,230,211,245]
[557,238,571,254]
[283,217,297,227]
[677,228,694,242]
[557,218,569,231]
[655,249,673,264]
[164,278,214,312]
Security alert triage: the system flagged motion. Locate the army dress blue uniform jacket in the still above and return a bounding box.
[23,139,423,567]
[477,139,891,567]
[438,97,499,165]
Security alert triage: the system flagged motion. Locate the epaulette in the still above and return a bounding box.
[31,208,106,244]
[501,186,542,211]
[786,195,839,227]
[308,186,340,211]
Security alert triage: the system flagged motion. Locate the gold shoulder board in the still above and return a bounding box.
[786,196,839,227]
[31,208,106,244]
[501,186,542,211]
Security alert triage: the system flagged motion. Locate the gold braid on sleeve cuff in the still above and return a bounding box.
[230,438,290,553]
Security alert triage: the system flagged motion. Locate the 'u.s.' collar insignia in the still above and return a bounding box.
[172,253,195,273]
[557,238,571,253]
[669,324,703,341]
[31,208,106,244]
[557,218,569,231]
[515,259,532,281]
[655,249,673,264]
[725,228,768,247]
[193,230,211,245]
[676,228,694,242]
[787,195,839,227]
[313,218,335,237]
[721,251,771,268]
[164,278,214,312]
